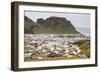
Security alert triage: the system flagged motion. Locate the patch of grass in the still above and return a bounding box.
[79,40,90,58]
[24,56,80,62]
[24,57,32,61]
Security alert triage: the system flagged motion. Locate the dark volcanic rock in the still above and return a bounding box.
[46,17,73,27]
[37,18,45,24]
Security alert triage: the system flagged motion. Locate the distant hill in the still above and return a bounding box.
[24,16,79,34]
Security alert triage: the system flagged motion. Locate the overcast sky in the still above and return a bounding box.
[24,11,90,36]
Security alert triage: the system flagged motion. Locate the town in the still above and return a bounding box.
[24,34,89,61]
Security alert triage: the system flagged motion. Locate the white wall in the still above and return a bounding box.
[0,0,99,73]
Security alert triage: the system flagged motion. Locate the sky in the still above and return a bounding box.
[24,11,91,36]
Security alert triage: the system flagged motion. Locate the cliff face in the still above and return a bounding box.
[25,16,79,34]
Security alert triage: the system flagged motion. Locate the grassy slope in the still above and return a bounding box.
[33,26,79,34]
[73,40,90,58]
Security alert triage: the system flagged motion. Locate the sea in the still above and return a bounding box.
[76,28,90,37]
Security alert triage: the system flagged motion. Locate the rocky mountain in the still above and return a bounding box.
[24,16,79,34]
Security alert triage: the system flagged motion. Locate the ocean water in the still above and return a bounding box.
[76,28,90,37]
